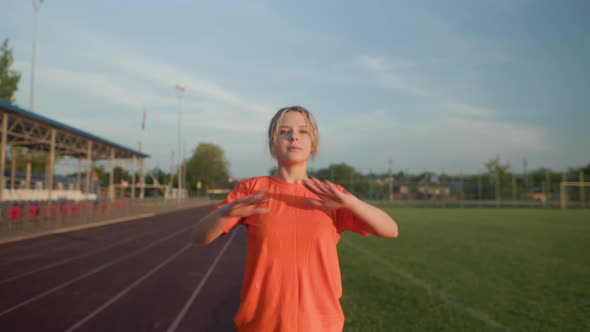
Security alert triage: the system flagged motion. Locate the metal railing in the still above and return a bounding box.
[0,197,215,241]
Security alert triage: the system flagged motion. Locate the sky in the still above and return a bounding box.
[1,0,588,179]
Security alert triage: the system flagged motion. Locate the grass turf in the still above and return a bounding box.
[338,208,590,332]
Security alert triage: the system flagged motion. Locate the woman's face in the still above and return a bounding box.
[274,111,313,165]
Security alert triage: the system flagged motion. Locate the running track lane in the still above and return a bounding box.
[0,206,246,332]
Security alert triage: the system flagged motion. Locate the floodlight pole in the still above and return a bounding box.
[29,0,43,112]
[175,84,185,202]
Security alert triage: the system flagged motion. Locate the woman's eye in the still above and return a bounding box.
[299,130,308,134]
[279,130,288,135]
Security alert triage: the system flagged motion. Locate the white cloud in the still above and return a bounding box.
[442,103,494,118]
[15,61,172,110]
[359,55,417,72]
[359,55,438,98]
[49,15,272,116]
[316,54,552,173]
[425,117,549,154]
[105,54,273,115]
[322,109,400,141]
[18,9,276,117]
[314,114,550,175]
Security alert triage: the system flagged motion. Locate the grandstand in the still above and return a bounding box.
[0,100,149,203]
[1,169,101,202]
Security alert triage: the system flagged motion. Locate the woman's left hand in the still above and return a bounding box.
[303,178,357,209]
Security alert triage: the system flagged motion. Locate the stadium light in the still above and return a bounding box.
[29,0,44,112]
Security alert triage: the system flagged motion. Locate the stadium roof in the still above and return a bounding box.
[0,100,149,160]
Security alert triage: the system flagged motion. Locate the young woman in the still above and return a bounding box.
[192,106,398,332]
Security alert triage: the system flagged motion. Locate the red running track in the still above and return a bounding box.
[0,205,246,332]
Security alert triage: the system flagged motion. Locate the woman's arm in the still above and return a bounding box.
[191,204,233,246]
[304,178,398,238]
[192,190,269,246]
[341,196,398,238]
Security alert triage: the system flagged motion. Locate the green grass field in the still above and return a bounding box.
[338,208,590,332]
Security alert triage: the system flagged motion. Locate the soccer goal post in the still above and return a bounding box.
[560,182,590,209]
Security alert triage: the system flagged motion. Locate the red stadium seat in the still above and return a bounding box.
[29,204,41,218]
[9,205,22,220]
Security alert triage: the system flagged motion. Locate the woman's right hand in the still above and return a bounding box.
[225,188,270,218]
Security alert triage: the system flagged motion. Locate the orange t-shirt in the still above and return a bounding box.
[215,176,372,332]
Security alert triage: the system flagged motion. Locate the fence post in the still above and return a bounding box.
[404,174,410,205]
[560,182,566,209]
[512,173,516,207]
[495,169,500,208]
[545,170,550,208]
[562,172,567,209]
[424,173,429,208]
[580,170,585,209]
[460,173,464,208]
[440,174,446,208]
[478,176,482,208]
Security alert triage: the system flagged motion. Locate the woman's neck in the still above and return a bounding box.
[274,163,308,184]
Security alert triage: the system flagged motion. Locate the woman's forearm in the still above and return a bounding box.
[346,198,398,238]
[191,205,233,246]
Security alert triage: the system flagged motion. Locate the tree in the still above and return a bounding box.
[112,166,130,184]
[1,40,35,179]
[484,155,511,175]
[0,39,21,104]
[7,147,49,174]
[92,165,109,187]
[146,167,169,185]
[186,143,230,192]
[484,155,517,201]
[310,163,367,195]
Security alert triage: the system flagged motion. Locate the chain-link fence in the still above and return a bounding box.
[329,172,589,209]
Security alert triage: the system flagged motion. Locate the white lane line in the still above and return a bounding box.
[0,241,85,265]
[0,239,66,259]
[342,239,510,332]
[0,228,156,285]
[0,213,157,246]
[0,219,160,265]
[65,244,192,332]
[166,230,238,332]
[0,225,193,318]
[0,212,176,265]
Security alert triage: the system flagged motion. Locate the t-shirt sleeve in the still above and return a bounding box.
[212,180,251,234]
[335,208,373,236]
[333,185,373,236]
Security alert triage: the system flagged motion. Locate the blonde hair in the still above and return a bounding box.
[268,106,319,158]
